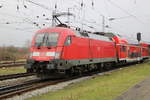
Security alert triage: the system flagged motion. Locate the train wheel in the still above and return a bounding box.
[103,63,112,71]
[97,63,103,72]
[27,68,33,73]
[66,67,75,76]
[78,69,82,76]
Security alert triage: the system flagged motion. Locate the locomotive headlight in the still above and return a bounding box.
[55,52,61,59]
[46,52,55,56]
[46,52,61,59]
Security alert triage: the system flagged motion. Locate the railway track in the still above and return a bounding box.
[0,61,25,64]
[0,68,120,100]
[0,62,149,100]
[0,76,76,100]
[0,72,36,81]
[0,79,42,99]
[0,61,26,68]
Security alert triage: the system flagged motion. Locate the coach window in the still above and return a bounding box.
[142,48,145,52]
[121,46,127,52]
[64,36,72,46]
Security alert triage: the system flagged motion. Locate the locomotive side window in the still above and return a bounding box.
[64,36,72,46]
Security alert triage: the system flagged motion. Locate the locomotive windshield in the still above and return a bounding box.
[35,32,59,47]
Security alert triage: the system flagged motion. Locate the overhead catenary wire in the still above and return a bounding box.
[25,0,52,11]
[0,0,106,31]
[107,0,144,24]
[66,0,105,31]
[15,0,52,27]
[0,0,147,34]
[0,0,53,30]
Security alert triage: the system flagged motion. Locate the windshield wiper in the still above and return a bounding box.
[45,34,52,49]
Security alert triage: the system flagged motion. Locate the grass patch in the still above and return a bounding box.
[27,62,150,100]
[0,66,26,75]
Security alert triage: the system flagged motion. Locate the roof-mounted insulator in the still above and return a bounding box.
[81,2,83,7]
[45,18,50,20]
[43,14,45,16]
[0,4,3,8]
[17,5,19,11]
[36,16,39,18]
[55,4,57,9]
[92,1,94,7]
[33,22,36,24]
[24,5,27,8]
[6,22,10,24]
[77,27,81,31]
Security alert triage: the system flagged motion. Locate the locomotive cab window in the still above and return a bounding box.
[35,33,45,47]
[34,32,59,47]
[64,36,72,46]
[47,32,59,46]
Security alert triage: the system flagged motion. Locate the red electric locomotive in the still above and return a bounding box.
[25,26,117,75]
[25,25,150,76]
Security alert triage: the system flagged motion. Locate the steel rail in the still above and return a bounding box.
[0,77,71,99]
[0,73,36,81]
[0,62,25,68]
[0,61,25,65]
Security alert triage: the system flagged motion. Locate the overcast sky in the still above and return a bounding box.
[0,0,150,47]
